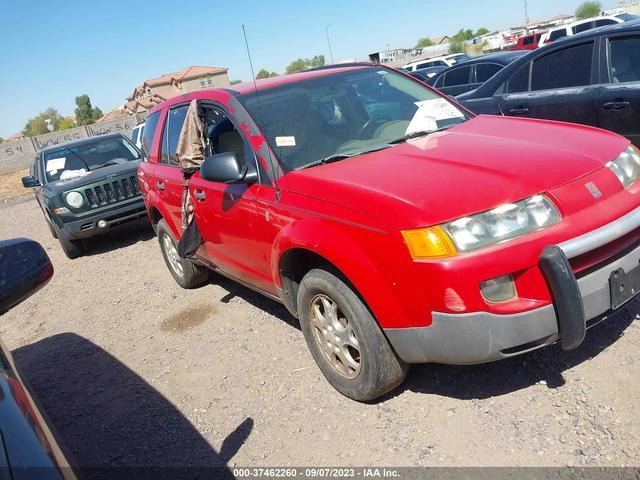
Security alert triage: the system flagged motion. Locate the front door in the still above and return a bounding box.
[598,34,640,147]
[188,106,269,290]
[497,41,600,127]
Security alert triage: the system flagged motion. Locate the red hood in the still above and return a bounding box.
[280,115,629,229]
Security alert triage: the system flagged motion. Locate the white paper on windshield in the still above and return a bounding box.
[276,136,296,147]
[60,169,89,181]
[406,99,464,135]
[46,157,66,172]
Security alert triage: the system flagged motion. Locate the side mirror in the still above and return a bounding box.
[0,239,53,315]
[22,175,41,188]
[200,152,248,184]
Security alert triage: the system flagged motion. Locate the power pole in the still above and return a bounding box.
[326,24,335,65]
[524,0,529,24]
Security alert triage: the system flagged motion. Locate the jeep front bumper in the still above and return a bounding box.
[385,207,640,365]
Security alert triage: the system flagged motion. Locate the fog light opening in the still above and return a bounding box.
[480,274,517,304]
[97,220,108,229]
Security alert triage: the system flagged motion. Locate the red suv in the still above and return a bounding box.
[139,63,640,401]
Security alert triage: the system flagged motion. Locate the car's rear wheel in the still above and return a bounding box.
[157,219,209,289]
[297,268,408,402]
[55,227,83,259]
[47,219,58,239]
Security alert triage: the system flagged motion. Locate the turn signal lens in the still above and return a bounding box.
[401,226,457,259]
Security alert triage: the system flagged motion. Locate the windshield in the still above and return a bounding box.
[238,67,469,170]
[42,136,140,182]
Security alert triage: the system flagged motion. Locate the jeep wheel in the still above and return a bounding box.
[157,219,208,289]
[47,220,58,239]
[56,228,83,259]
[297,268,408,402]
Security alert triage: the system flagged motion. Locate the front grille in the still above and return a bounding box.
[84,175,140,209]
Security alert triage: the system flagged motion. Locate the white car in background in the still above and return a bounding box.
[538,15,623,46]
[402,53,471,72]
[131,122,145,150]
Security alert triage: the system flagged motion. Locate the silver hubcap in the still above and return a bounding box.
[162,233,184,277]
[310,294,361,379]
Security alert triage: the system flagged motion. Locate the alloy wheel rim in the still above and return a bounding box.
[309,294,361,379]
[162,233,184,277]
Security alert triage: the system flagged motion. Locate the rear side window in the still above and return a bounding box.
[140,111,160,162]
[549,29,567,41]
[531,42,593,91]
[596,19,617,27]
[609,36,640,83]
[475,63,502,83]
[161,105,190,165]
[523,36,534,46]
[505,63,530,93]
[572,21,593,34]
[443,66,471,86]
[131,128,139,145]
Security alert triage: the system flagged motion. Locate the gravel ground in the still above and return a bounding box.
[1,196,639,472]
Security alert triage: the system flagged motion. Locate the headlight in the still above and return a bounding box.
[65,191,84,208]
[402,195,561,259]
[607,145,640,188]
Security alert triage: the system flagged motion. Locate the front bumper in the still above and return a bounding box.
[385,207,640,364]
[60,197,148,239]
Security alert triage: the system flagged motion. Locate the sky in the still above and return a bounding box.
[0,0,620,138]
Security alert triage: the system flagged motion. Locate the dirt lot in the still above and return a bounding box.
[1,194,639,472]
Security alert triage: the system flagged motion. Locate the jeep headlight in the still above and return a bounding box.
[65,191,84,209]
[402,195,561,259]
[607,145,640,188]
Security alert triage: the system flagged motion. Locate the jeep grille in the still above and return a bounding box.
[84,175,140,208]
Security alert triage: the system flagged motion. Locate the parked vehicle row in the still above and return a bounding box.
[458,21,640,148]
[402,53,470,71]
[539,15,622,47]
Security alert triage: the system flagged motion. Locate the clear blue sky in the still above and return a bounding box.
[0,0,617,137]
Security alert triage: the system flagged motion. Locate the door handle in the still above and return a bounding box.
[156,181,165,191]
[602,100,630,111]
[507,107,530,116]
[193,189,206,201]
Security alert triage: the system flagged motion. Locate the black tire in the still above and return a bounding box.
[297,268,408,402]
[56,228,83,259]
[157,219,209,289]
[47,218,58,239]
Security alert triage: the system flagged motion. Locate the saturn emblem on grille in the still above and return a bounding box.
[585,181,602,199]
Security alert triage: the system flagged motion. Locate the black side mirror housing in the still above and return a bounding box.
[200,152,248,184]
[0,239,53,316]
[22,175,41,188]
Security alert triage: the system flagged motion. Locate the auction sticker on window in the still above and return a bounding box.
[46,157,66,172]
[406,98,464,135]
[275,136,296,147]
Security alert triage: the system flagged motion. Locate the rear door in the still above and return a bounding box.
[598,33,640,147]
[497,40,600,126]
[154,104,191,234]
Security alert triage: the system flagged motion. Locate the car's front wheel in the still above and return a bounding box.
[297,268,408,402]
[55,227,83,259]
[157,219,209,289]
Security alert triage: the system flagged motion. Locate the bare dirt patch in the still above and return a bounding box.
[0,168,30,202]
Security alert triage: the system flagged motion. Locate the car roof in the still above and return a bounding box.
[38,133,125,155]
[454,50,529,66]
[460,20,640,100]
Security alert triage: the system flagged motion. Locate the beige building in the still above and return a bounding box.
[124,65,230,114]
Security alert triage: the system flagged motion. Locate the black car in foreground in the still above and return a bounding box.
[457,21,640,147]
[428,50,528,96]
[22,134,147,258]
[0,238,75,479]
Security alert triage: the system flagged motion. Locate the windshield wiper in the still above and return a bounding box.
[92,159,121,171]
[389,125,456,145]
[63,149,92,172]
[298,145,393,170]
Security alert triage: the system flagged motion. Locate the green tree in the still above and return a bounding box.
[74,94,102,125]
[451,28,474,42]
[230,79,242,85]
[285,55,325,74]
[23,108,64,136]
[576,0,602,19]
[0,137,3,144]
[449,39,466,53]
[416,37,434,48]
[255,69,279,79]
[58,118,75,130]
[474,27,489,37]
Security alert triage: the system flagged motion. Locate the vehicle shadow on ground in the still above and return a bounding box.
[13,333,251,480]
[395,299,640,401]
[81,220,155,257]
[210,272,300,330]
